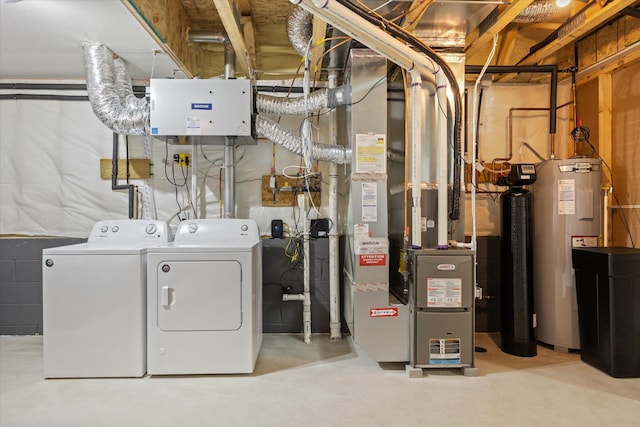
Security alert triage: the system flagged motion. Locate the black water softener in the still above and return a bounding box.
[499,164,537,357]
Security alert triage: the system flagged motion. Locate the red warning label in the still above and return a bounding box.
[359,254,386,266]
[370,307,398,317]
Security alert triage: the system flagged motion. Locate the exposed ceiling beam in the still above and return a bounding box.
[465,0,534,60]
[212,0,250,75]
[495,25,520,66]
[577,41,640,84]
[517,0,638,66]
[242,16,257,76]
[402,0,434,32]
[121,0,194,78]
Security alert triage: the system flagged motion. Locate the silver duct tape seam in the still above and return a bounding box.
[83,43,149,135]
[255,115,351,164]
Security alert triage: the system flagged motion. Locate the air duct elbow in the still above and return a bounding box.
[83,43,149,135]
[288,6,313,58]
[256,115,351,164]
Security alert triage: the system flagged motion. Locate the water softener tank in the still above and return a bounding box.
[500,164,537,357]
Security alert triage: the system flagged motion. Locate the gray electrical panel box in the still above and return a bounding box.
[149,79,254,137]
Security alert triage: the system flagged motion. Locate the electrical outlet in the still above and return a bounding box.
[173,153,190,166]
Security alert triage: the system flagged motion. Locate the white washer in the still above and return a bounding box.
[146,218,262,375]
[42,220,171,378]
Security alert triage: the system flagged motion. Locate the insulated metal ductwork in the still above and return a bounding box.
[514,0,565,23]
[82,43,148,135]
[256,115,351,164]
[288,6,314,57]
[256,85,351,115]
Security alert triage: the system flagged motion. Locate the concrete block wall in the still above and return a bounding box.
[0,236,338,335]
[262,237,334,333]
[0,238,85,335]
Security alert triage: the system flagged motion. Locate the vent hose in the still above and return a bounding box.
[256,115,351,164]
[83,43,149,135]
[256,86,350,115]
[288,6,314,58]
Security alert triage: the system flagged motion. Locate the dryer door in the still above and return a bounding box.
[156,260,242,331]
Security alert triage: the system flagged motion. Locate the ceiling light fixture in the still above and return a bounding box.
[556,0,571,7]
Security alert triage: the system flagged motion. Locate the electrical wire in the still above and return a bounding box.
[180,163,197,218]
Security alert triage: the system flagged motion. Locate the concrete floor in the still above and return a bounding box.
[1,333,639,427]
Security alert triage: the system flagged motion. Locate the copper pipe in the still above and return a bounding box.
[492,107,549,172]
[490,100,572,171]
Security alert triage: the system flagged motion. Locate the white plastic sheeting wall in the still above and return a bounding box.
[0,83,333,237]
[463,81,572,236]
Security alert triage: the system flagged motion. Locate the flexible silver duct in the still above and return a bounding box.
[256,115,351,164]
[83,43,148,135]
[256,86,350,115]
[514,0,563,23]
[288,6,313,57]
[113,58,132,107]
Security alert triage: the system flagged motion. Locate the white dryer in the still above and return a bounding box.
[42,219,171,378]
[146,218,262,375]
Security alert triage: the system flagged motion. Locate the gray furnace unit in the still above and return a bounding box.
[410,249,476,374]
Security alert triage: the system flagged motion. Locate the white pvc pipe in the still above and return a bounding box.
[293,0,454,249]
[410,71,423,248]
[300,194,312,344]
[293,0,436,88]
[470,35,499,252]
[436,77,448,249]
[283,294,306,301]
[328,70,342,341]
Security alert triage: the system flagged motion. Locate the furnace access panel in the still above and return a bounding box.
[149,79,253,137]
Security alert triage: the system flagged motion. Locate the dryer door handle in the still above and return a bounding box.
[161,286,172,308]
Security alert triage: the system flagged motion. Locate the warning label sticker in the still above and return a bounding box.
[429,338,461,365]
[427,278,462,307]
[369,307,398,317]
[359,254,387,266]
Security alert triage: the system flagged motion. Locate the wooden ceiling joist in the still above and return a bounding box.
[517,0,639,66]
[402,0,434,32]
[121,0,195,78]
[212,0,251,75]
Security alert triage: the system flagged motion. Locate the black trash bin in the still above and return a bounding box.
[572,247,640,378]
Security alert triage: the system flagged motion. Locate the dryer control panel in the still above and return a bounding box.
[174,219,259,244]
[88,220,171,244]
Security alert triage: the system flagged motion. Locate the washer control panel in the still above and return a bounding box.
[88,220,171,244]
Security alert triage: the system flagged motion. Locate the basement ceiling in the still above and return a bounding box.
[1,0,639,83]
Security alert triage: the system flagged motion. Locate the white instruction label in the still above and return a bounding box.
[427,278,462,307]
[355,237,388,255]
[558,179,575,215]
[186,116,202,135]
[354,223,370,240]
[361,182,378,222]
